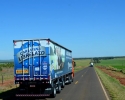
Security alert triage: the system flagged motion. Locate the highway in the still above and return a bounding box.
[45,66,110,100]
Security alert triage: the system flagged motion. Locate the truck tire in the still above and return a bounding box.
[51,86,56,98]
[69,75,72,84]
[61,80,65,88]
[57,83,61,93]
[72,77,74,82]
[72,73,74,82]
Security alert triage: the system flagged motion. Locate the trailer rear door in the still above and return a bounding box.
[14,40,50,81]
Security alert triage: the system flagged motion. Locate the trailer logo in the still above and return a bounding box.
[17,42,46,63]
[42,62,47,70]
[43,65,47,70]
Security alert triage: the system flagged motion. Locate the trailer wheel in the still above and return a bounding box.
[72,73,74,82]
[57,83,61,93]
[72,77,74,82]
[51,86,56,98]
[61,80,65,88]
[69,75,72,84]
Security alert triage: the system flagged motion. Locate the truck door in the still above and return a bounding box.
[14,40,47,81]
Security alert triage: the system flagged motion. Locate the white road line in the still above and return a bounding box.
[94,68,110,100]
[75,81,78,84]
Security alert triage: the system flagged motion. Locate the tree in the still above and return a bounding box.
[93,58,100,63]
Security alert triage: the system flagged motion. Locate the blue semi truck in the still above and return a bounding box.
[13,38,75,98]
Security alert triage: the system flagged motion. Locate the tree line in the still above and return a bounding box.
[73,56,125,60]
[0,62,14,67]
[74,57,125,64]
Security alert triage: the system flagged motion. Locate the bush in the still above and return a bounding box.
[102,65,125,74]
[0,67,2,71]
[116,69,122,72]
[106,66,114,70]
[111,67,117,71]
[121,69,125,74]
[0,62,14,68]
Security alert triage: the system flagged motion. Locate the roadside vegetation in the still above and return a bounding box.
[95,57,125,100]
[74,59,90,72]
[0,62,16,94]
[0,62,14,71]
[95,67,125,100]
[95,58,125,74]
[0,62,14,81]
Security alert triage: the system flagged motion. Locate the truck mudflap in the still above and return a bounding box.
[16,94,50,97]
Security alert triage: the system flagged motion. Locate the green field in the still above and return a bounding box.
[74,59,90,72]
[95,58,125,69]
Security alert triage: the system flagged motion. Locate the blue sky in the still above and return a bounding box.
[0,0,125,59]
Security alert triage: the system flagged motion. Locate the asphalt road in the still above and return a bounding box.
[45,66,109,100]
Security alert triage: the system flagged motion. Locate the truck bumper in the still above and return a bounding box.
[16,94,50,97]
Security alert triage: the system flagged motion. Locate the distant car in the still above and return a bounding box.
[90,62,94,67]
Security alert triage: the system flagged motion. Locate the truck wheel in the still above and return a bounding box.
[72,74,74,82]
[51,86,56,98]
[57,83,61,93]
[61,80,65,88]
[72,77,74,82]
[69,75,72,84]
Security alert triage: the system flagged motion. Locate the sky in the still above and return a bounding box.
[0,0,125,59]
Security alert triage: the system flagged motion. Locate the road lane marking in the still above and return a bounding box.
[75,81,78,84]
[81,69,89,77]
[95,68,110,100]
[85,70,88,74]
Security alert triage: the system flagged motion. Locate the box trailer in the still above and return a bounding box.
[13,38,75,98]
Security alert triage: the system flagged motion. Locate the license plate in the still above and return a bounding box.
[16,69,29,74]
[30,85,35,87]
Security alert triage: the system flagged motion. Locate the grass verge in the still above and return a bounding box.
[95,66,125,100]
[0,67,14,81]
[74,59,90,72]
